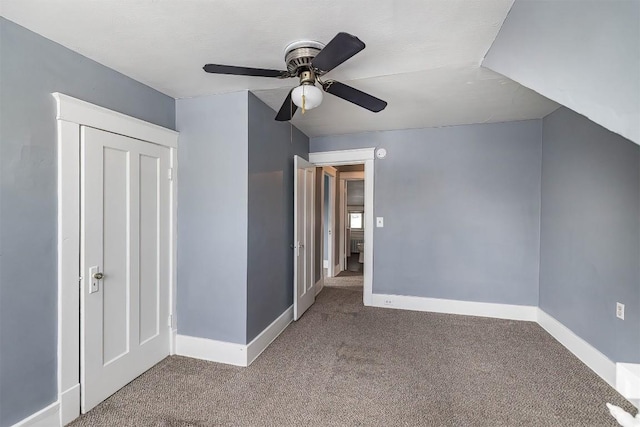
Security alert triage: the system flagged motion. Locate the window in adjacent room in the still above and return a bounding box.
[349,212,363,229]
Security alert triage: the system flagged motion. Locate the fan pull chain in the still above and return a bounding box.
[301,93,306,114]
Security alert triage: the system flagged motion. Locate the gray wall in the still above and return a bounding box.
[0,18,175,427]
[483,0,640,144]
[540,107,640,363]
[176,92,248,344]
[311,120,542,305]
[246,93,308,342]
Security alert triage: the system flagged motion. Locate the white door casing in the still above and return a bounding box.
[81,127,171,412]
[293,155,316,320]
[308,149,374,306]
[55,93,178,425]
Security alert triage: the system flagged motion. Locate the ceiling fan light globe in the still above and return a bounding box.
[291,84,323,110]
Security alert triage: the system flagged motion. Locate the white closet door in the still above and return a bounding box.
[81,126,171,412]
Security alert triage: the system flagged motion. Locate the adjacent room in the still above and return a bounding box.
[1,1,639,426]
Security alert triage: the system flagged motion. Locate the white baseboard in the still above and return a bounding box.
[246,305,293,365]
[315,278,324,296]
[170,328,178,355]
[11,401,60,427]
[371,293,537,321]
[617,363,640,409]
[176,334,247,366]
[537,309,616,387]
[177,306,293,368]
[60,383,80,425]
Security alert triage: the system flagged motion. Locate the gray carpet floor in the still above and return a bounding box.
[323,275,364,288]
[336,269,363,277]
[69,287,636,426]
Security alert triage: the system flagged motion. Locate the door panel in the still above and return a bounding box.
[139,154,160,343]
[102,147,129,364]
[81,126,170,412]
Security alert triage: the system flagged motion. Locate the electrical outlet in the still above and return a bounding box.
[384,298,393,306]
[616,302,625,320]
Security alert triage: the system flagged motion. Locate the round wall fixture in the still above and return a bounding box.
[376,148,387,159]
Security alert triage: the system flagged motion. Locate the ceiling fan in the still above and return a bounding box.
[203,32,388,121]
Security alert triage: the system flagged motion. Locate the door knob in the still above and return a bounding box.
[93,272,104,280]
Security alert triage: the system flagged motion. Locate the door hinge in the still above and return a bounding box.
[168,168,174,181]
[168,314,173,328]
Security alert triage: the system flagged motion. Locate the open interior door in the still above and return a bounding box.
[293,155,316,320]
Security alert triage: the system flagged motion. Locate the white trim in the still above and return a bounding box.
[537,309,616,387]
[372,293,537,321]
[339,171,365,180]
[309,149,375,306]
[322,166,337,177]
[55,93,178,425]
[246,305,294,365]
[309,148,374,165]
[60,384,80,426]
[169,146,178,355]
[617,363,640,409]
[53,93,178,148]
[176,335,247,367]
[325,166,337,279]
[177,306,294,367]
[57,120,80,425]
[11,401,60,427]
[363,159,374,305]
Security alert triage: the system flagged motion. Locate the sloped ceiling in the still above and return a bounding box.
[1,0,559,137]
[483,0,639,145]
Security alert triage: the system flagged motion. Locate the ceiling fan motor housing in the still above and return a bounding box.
[284,40,326,76]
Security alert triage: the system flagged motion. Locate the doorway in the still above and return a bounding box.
[308,148,375,306]
[323,166,365,290]
[56,93,178,424]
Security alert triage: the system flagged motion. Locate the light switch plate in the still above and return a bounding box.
[376,217,384,227]
[617,302,625,320]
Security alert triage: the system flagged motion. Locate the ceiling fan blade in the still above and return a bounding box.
[311,32,365,72]
[203,64,290,78]
[323,81,387,112]
[275,89,298,121]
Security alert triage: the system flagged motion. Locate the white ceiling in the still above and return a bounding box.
[1,0,559,137]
